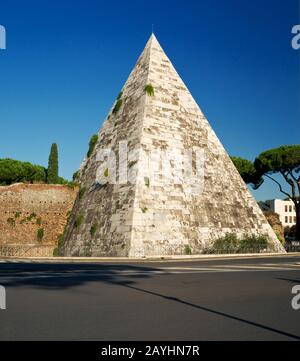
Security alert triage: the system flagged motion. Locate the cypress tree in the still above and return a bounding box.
[47,143,59,184]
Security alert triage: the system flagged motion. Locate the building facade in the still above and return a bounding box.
[260,199,296,228]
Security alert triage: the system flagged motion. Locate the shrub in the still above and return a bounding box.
[144,84,155,96]
[141,207,148,213]
[57,177,71,185]
[57,234,64,248]
[14,212,21,218]
[238,234,270,253]
[66,181,79,189]
[87,134,98,158]
[78,187,86,199]
[53,248,60,257]
[90,224,98,237]
[104,168,109,177]
[27,213,37,222]
[74,214,84,228]
[184,245,192,255]
[113,99,123,114]
[37,228,44,242]
[7,217,15,227]
[72,170,79,181]
[36,217,42,226]
[203,233,271,254]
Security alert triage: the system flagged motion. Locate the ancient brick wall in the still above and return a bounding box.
[0,183,77,257]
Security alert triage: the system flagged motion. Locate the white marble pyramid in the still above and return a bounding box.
[62,34,284,257]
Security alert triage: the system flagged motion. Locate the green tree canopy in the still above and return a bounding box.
[254,145,300,183]
[232,145,300,241]
[47,143,59,184]
[0,159,47,185]
[231,156,263,189]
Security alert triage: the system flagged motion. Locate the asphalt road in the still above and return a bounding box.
[0,255,300,341]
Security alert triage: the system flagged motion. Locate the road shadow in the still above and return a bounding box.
[1,262,300,340]
[0,262,158,289]
[276,277,300,284]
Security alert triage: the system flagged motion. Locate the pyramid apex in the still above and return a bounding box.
[146,32,158,45]
[143,32,163,55]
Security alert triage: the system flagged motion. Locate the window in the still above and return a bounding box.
[285,216,288,223]
[285,205,288,212]
[294,217,297,223]
[289,206,292,212]
[290,216,293,223]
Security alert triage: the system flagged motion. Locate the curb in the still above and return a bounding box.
[0,252,298,264]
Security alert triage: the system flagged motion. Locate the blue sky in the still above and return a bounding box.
[0,0,299,201]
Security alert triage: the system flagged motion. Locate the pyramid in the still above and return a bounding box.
[62,34,285,257]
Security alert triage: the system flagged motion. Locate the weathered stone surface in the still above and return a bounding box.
[62,34,285,257]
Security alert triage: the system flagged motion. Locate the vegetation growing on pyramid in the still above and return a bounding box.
[113,99,123,114]
[47,143,59,184]
[0,158,47,185]
[144,177,150,187]
[90,223,98,237]
[78,187,86,199]
[87,134,98,158]
[128,160,138,168]
[74,214,84,228]
[203,233,272,254]
[72,170,79,181]
[184,245,192,255]
[144,84,155,96]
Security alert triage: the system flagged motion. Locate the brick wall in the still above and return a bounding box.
[0,183,77,257]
